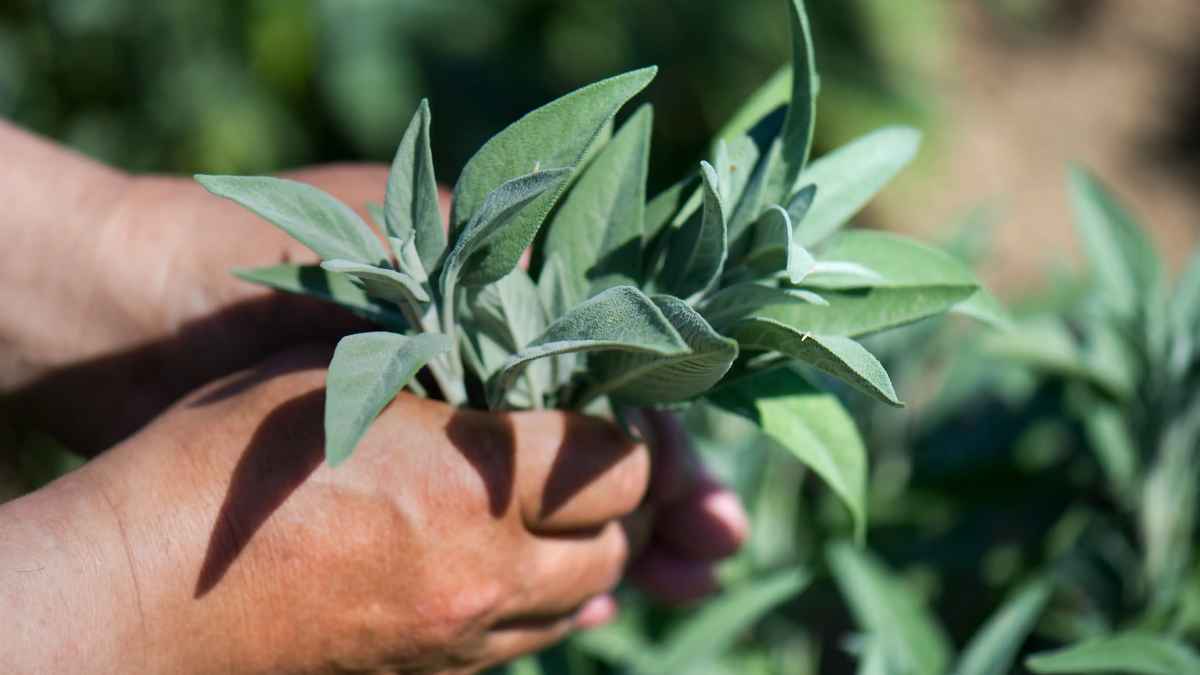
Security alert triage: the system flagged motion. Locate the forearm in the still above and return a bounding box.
[0,121,131,390]
[0,466,145,673]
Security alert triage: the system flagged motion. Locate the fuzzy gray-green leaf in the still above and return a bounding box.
[450,68,656,280]
[591,295,738,405]
[1026,633,1200,674]
[778,0,819,191]
[325,332,452,466]
[442,169,569,289]
[661,162,729,298]
[234,264,407,330]
[709,367,867,538]
[385,99,445,272]
[490,286,690,407]
[756,286,976,338]
[791,127,921,247]
[321,259,429,308]
[743,205,816,284]
[197,175,390,266]
[699,282,827,332]
[731,318,901,406]
[544,104,652,294]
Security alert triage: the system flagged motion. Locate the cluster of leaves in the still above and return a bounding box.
[197,0,993,542]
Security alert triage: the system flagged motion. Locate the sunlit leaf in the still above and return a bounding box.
[1026,633,1200,674]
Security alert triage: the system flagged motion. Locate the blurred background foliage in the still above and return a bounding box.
[3,0,1200,673]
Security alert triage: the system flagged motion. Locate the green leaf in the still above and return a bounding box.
[650,568,812,675]
[714,135,761,216]
[450,67,656,279]
[1078,396,1139,503]
[777,0,819,191]
[730,318,901,406]
[320,259,429,307]
[196,175,389,266]
[1068,165,1162,316]
[491,286,690,408]
[953,578,1052,675]
[699,282,827,332]
[743,205,816,284]
[234,264,408,330]
[1026,634,1200,674]
[591,296,738,405]
[385,99,446,272]
[324,332,452,465]
[537,252,585,323]
[985,317,1132,399]
[644,173,698,251]
[827,542,951,675]
[442,169,569,289]
[709,367,867,538]
[469,269,551,407]
[754,286,976,338]
[661,162,729,298]
[729,139,783,248]
[544,104,652,294]
[791,127,921,247]
[807,230,977,290]
[952,289,1014,331]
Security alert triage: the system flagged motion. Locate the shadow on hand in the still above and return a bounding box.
[194,388,326,598]
[4,291,365,459]
[444,410,638,525]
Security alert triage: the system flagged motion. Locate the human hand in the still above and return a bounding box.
[0,344,745,674]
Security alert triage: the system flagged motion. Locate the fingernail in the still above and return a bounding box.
[575,594,618,629]
[703,489,750,545]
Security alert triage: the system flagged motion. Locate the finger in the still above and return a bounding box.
[509,410,650,532]
[479,615,576,670]
[639,409,704,506]
[510,521,630,618]
[628,548,719,606]
[653,478,749,560]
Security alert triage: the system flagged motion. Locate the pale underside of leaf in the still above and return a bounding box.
[234,264,408,330]
[321,259,430,306]
[196,174,389,266]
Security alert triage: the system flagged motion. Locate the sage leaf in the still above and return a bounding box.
[1069,165,1163,316]
[709,367,867,538]
[953,578,1052,675]
[755,285,976,338]
[451,67,656,279]
[644,173,698,251]
[385,99,446,272]
[196,175,389,266]
[714,135,761,216]
[808,230,981,290]
[320,259,430,307]
[661,162,728,299]
[729,139,783,249]
[777,0,819,192]
[1026,633,1200,674]
[952,289,1013,331]
[442,169,569,290]
[469,269,551,407]
[368,202,429,283]
[827,542,952,675]
[544,104,652,294]
[714,65,790,147]
[791,127,921,247]
[490,286,690,408]
[591,296,738,405]
[649,567,812,675]
[743,205,815,284]
[538,253,586,386]
[325,332,452,465]
[699,282,827,332]
[730,318,902,406]
[234,264,407,330]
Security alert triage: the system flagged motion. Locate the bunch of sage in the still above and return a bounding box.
[197,0,996,538]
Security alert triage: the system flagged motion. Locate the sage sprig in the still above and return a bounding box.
[198,0,997,538]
